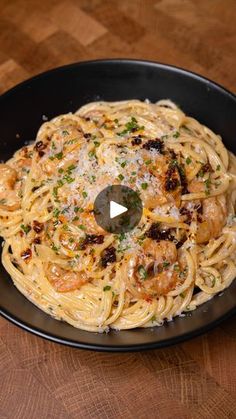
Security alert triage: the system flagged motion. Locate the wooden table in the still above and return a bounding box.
[0,1,236,417]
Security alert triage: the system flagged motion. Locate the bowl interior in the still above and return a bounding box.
[1,60,236,351]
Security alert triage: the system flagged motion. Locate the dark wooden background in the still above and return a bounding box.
[0,0,236,418]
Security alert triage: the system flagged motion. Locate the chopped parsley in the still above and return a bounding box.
[21,224,31,234]
[204,178,211,195]
[82,191,88,198]
[173,131,180,138]
[74,206,84,213]
[94,141,100,148]
[216,164,221,171]
[67,164,76,172]
[55,151,63,160]
[118,174,124,181]
[186,157,192,165]
[62,130,69,136]
[103,285,111,291]
[65,138,78,145]
[162,261,170,269]
[138,265,148,280]
[117,232,126,241]
[145,159,152,166]
[117,117,144,136]
[63,174,75,184]
[53,187,59,200]
[141,182,148,190]
[51,243,60,253]
[88,150,96,158]
[173,264,180,272]
[88,175,96,183]
[53,208,60,218]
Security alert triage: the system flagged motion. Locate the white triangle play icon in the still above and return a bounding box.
[110,200,128,219]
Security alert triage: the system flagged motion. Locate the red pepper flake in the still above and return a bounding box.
[32,237,41,244]
[101,246,116,267]
[33,220,44,233]
[21,248,32,262]
[79,234,104,250]
[144,296,153,303]
[35,141,47,157]
[143,138,164,154]
[131,135,142,146]
[35,141,46,151]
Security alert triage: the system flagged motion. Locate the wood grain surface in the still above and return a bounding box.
[0,0,236,418]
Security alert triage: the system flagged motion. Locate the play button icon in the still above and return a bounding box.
[110,201,128,219]
[94,185,143,234]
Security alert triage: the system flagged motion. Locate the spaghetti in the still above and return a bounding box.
[1,99,236,332]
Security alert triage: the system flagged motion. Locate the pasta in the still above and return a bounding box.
[1,99,236,332]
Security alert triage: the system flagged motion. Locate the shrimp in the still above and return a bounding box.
[188,180,227,243]
[140,153,182,209]
[128,239,179,297]
[0,164,21,211]
[46,263,89,292]
[74,209,107,235]
[196,195,227,243]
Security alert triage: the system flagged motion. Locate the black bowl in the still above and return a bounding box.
[1,59,236,352]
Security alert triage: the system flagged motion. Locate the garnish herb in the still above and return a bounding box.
[55,152,63,160]
[103,285,111,291]
[21,224,31,234]
[118,117,144,136]
[141,182,148,190]
[51,243,60,253]
[65,138,78,145]
[67,164,76,172]
[53,208,60,218]
[173,131,180,138]
[204,178,211,195]
[74,206,84,213]
[88,150,96,158]
[138,265,148,280]
[163,261,170,269]
[186,157,192,165]
[117,232,126,241]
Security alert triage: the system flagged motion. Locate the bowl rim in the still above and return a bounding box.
[1,58,235,102]
[0,58,236,352]
[1,303,236,352]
